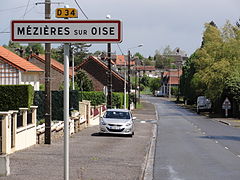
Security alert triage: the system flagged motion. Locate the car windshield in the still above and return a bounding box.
[104,111,130,119]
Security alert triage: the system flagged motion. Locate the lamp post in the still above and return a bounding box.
[127,44,143,110]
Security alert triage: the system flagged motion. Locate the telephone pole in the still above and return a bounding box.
[45,0,51,144]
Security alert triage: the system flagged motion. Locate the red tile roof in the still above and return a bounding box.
[136,66,156,71]
[0,46,43,72]
[169,76,180,85]
[115,55,135,66]
[76,56,125,82]
[30,54,73,77]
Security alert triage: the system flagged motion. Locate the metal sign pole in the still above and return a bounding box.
[64,43,70,180]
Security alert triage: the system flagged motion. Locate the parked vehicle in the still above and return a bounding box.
[197,96,212,113]
[154,90,164,97]
[99,109,135,137]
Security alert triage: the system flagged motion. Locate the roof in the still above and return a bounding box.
[136,66,156,71]
[76,56,125,82]
[0,46,43,72]
[30,54,73,77]
[163,69,182,85]
[113,55,135,66]
[163,69,182,77]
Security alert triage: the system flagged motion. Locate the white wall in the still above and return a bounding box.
[20,72,40,90]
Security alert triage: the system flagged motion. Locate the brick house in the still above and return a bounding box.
[0,46,43,90]
[28,54,73,90]
[75,56,125,92]
[159,69,182,96]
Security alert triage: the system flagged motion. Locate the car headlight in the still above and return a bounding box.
[126,121,132,126]
[100,119,107,125]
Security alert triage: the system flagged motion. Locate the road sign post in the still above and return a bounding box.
[11,19,122,180]
[222,97,231,118]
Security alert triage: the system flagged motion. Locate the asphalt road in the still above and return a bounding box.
[144,96,240,180]
[0,116,154,180]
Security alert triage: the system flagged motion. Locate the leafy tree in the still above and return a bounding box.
[51,43,91,65]
[134,52,144,60]
[75,70,93,91]
[181,20,240,114]
[140,75,150,87]
[149,78,161,94]
[25,43,44,57]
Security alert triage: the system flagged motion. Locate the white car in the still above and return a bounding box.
[99,109,135,137]
[197,96,212,113]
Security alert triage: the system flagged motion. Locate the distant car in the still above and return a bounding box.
[99,109,135,137]
[197,96,212,113]
[154,90,164,97]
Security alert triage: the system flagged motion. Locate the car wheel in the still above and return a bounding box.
[132,132,134,136]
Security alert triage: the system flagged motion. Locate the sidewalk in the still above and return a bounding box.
[0,101,156,180]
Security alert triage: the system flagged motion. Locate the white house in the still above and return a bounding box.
[0,46,43,90]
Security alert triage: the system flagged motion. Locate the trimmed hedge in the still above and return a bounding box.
[34,90,79,121]
[112,92,124,108]
[81,91,106,106]
[0,85,34,111]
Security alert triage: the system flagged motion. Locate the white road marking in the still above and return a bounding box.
[167,165,185,180]
[140,121,146,123]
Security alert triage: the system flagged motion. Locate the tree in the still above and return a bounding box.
[181,20,240,112]
[25,43,44,57]
[134,52,144,60]
[75,70,93,91]
[149,78,161,94]
[51,43,91,65]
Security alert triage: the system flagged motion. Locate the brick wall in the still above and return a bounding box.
[81,60,124,92]
[29,57,64,90]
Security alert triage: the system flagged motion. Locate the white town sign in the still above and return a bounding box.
[11,20,122,43]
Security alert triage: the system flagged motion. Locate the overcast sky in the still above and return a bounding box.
[0,0,239,57]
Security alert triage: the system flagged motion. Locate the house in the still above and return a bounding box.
[0,46,43,90]
[111,55,136,74]
[28,54,73,90]
[136,66,157,77]
[159,69,182,96]
[75,56,126,92]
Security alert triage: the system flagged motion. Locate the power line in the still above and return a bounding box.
[0,5,33,12]
[117,43,124,55]
[23,0,31,19]
[73,0,88,19]
[21,5,36,19]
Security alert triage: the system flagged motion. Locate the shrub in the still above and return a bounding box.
[81,91,106,106]
[0,85,34,111]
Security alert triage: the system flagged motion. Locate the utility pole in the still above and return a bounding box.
[107,43,112,109]
[127,50,131,110]
[134,62,137,108]
[44,0,51,144]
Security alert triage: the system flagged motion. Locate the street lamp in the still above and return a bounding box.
[127,44,143,110]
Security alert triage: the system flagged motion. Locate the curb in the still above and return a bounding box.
[141,104,158,180]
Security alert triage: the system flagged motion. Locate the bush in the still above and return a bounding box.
[0,85,34,111]
[112,92,124,108]
[81,91,106,106]
[34,90,79,121]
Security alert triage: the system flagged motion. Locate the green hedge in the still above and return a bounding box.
[0,85,34,111]
[112,92,124,108]
[34,90,79,121]
[81,91,106,106]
